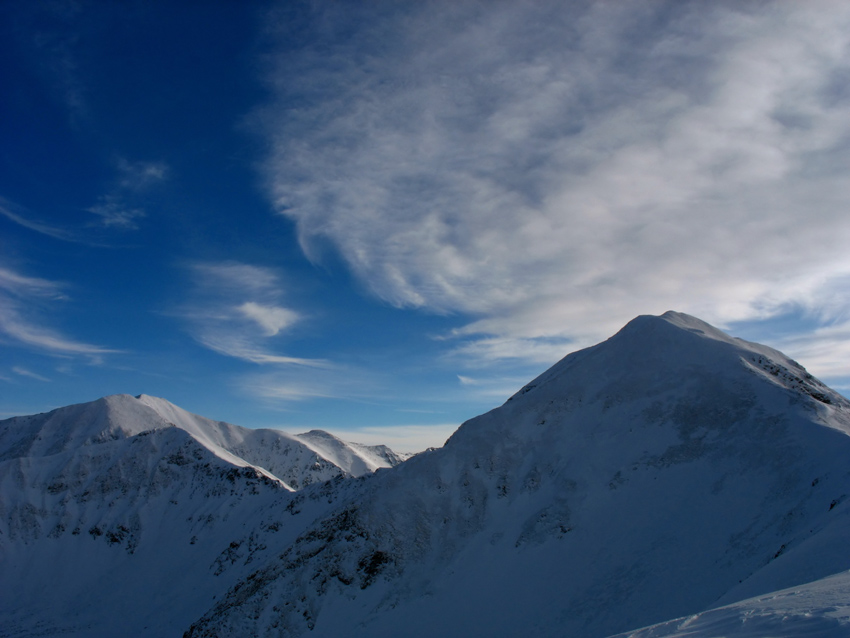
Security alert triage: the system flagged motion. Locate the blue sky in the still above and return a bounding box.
[2,1,850,451]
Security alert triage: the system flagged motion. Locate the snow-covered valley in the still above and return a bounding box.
[3,312,850,637]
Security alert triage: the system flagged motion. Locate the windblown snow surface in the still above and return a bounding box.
[3,312,850,638]
[609,569,850,638]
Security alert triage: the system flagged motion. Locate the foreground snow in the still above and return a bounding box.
[611,570,850,638]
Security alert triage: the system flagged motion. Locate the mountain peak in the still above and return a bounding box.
[506,311,843,414]
[6,314,850,638]
[617,310,739,346]
[181,313,850,638]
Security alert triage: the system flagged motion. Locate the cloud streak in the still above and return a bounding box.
[115,158,168,190]
[0,197,79,242]
[775,320,850,379]
[258,1,850,374]
[87,159,168,230]
[0,266,117,357]
[87,196,146,230]
[179,261,326,367]
[12,366,51,382]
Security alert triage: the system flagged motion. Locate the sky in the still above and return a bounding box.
[2,0,850,452]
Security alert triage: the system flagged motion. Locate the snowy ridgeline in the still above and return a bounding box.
[0,394,408,636]
[3,311,850,637]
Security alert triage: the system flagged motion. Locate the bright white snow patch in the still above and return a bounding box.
[610,570,850,638]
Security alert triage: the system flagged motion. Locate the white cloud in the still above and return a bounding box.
[0,197,78,242]
[237,302,298,336]
[179,261,322,367]
[87,158,168,230]
[12,366,50,382]
[87,195,146,229]
[0,314,113,355]
[0,267,65,298]
[456,372,533,403]
[258,1,850,373]
[777,320,850,379]
[241,373,342,402]
[116,158,168,190]
[23,1,89,122]
[192,262,280,296]
[448,334,577,366]
[0,265,117,357]
[194,332,322,367]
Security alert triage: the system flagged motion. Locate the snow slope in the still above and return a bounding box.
[184,312,850,638]
[611,570,850,638]
[0,394,405,637]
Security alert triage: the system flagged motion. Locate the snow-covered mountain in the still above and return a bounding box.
[3,312,850,638]
[0,394,406,636]
[0,393,406,490]
[183,312,850,638]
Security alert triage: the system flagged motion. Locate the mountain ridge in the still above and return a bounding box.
[0,394,407,636]
[0,393,407,488]
[186,311,850,637]
[3,312,850,637]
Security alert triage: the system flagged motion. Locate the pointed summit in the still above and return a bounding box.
[505,311,846,418]
[0,394,171,462]
[188,313,850,638]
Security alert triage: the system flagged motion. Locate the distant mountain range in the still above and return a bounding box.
[3,312,850,637]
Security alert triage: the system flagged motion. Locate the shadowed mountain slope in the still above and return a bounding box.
[185,312,850,638]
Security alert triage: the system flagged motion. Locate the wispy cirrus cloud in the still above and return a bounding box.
[0,267,66,298]
[774,319,850,380]
[87,196,147,230]
[2,157,166,241]
[237,301,298,337]
[12,366,51,382]
[179,262,325,367]
[87,158,168,230]
[18,0,89,122]
[456,373,531,400]
[115,158,168,190]
[0,266,117,357]
[0,197,79,242]
[257,1,850,377]
[242,365,373,403]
